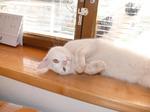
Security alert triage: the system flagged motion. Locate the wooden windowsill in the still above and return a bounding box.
[0,44,150,112]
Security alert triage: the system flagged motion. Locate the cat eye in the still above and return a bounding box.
[52,59,59,63]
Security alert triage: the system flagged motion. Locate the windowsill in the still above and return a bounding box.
[0,44,150,112]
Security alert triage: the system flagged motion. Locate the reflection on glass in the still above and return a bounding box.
[0,0,78,39]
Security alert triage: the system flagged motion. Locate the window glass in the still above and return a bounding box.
[96,0,150,56]
[0,0,78,39]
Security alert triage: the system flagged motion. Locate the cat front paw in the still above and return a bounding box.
[84,60,106,75]
[75,65,85,74]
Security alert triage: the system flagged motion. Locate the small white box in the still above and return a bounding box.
[0,13,23,47]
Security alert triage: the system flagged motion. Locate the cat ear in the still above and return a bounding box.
[37,56,50,69]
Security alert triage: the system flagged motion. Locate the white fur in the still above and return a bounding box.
[38,39,150,88]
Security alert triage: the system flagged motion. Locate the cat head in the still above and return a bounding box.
[38,46,74,75]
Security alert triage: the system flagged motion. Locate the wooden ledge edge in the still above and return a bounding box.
[0,66,149,112]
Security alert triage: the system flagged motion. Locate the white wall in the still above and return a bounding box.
[0,76,116,112]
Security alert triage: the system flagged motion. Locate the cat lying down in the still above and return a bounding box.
[38,39,150,88]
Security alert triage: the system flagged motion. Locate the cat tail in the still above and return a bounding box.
[37,54,50,69]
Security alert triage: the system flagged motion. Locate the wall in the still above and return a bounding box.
[0,76,116,112]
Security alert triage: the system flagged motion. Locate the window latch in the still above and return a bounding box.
[78,8,88,16]
[77,8,88,25]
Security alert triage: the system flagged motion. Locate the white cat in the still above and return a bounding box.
[38,39,150,88]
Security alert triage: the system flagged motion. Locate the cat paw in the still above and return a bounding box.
[75,48,86,74]
[84,61,106,75]
[75,65,85,74]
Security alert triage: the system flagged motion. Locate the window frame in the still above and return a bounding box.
[81,0,99,38]
[23,33,70,50]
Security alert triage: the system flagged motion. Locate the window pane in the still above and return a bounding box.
[96,0,150,55]
[0,0,78,39]
[96,0,150,40]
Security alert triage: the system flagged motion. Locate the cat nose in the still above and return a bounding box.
[63,67,66,72]
[63,60,67,65]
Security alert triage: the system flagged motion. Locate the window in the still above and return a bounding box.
[0,0,78,49]
[0,0,77,39]
[0,0,98,49]
[96,0,150,56]
[96,0,143,40]
[0,0,149,54]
